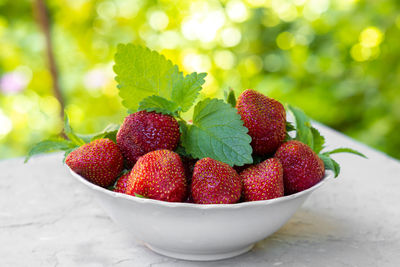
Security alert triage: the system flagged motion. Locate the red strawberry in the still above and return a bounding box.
[66,138,124,187]
[127,150,187,202]
[236,89,286,155]
[240,158,284,201]
[113,171,131,194]
[275,140,325,194]
[116,111,180,168]
[191,158,242,204]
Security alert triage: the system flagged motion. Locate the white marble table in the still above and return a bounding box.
[1,124,400,266]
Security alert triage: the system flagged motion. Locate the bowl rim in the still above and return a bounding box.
[69,165,333,209]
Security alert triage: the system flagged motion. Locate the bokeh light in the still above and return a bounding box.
[0,0,400,160]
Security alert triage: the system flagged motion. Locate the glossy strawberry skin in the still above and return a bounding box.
[191,158,242,204]
[275,140,325,195]
[236,89,286,155]
[240,158,284,201]
[127,150,187,202]
[66,138,124,187]
[113,171,131,194]
[116,111,180,168]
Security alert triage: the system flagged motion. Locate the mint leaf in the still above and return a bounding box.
[171,72,207,112]
[138,95,179,116]
[285,122,296,141]
[25,139,76,163]
[332,159,340,177]
[323,148,367,158]
[287,105,313,147]
[75,134,92,144]
[64,113,85,146]
[134,193,147,198]
[181,98,253,166]
[91,124,120,143]
[311,127,325,154]
[77,124,120,143]
[286,121,296,132]
[175,144,191,158]
[224,88,236,108]
[114,44,179,111]
[319,154,340,177]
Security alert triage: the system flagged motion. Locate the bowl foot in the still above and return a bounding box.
[145,243,254,261]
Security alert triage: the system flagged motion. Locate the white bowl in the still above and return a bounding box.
[69,168,333,261]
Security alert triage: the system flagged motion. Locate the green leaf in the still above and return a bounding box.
[319,154,340,177]
[323,148,367,158]
[331,159,340,177]
[286,121,296,132]
[76,124,120,144]
[252,154,268,165]
[175,144,191,158]
[91,124,120,143]
[114,44,179,111]
[64,113,85,146]
[171,72,207,112]
[287,105,313,147]
[311,127,325,154]
[75,134,92,144]
[224,88,236,108]
[285,121,296,141]
[134,193,147,198]
[181,98,253,166]
[138,95,179,116]
[25,139,76,163]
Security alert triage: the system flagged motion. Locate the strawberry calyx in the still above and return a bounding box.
[25,113,121,163]
[286,105,367,178]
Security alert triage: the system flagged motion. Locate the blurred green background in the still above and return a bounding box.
[1,0,399,160]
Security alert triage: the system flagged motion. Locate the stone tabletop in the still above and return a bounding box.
[1,124,400,266]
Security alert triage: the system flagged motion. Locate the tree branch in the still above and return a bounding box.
[33,0,65,120]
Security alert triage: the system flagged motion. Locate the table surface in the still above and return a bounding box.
[1,124,400,267]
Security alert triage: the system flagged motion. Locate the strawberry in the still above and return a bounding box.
[240,158,284,201]
[127,149,187,202]
[191,158,242,204]
[113,171,131,194]
[116,111,180,168]
[66,138,124,187]
[275,140,325,195]
[236,89,286,155]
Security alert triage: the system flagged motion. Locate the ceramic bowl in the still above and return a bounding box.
[69,168,333,261]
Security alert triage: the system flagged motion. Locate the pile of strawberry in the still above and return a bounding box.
[26,45,365,204]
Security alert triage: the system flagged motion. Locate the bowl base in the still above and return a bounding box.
[145,243,254,261]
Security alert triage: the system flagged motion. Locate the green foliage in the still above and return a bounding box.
[24,139,76,163]
[134,193,147,198]
[63,113,85,146]
[181,98,253,166]
[224,89,237,108]
[319,155,341,178]
[25,114,121,163]
[114,44,179,112]
[322,148,367,158]
[138,95,179,116]
[285,122,296,133]
[115,44,206,117]
[310,127,325,154]
[289,105,366,177]
[89,124,120,143]
[287,105,313,147]
[171,72,207,112]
